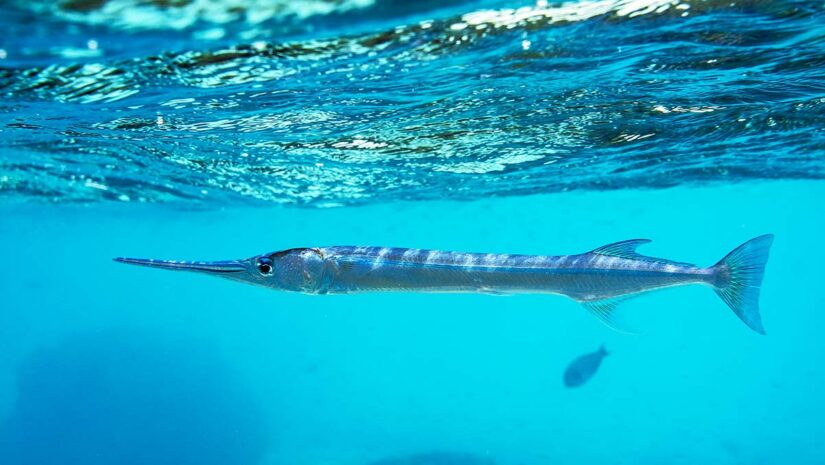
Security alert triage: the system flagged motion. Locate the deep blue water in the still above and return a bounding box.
[1,1,824,464]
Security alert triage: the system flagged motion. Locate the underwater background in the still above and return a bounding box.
[1,0,824,464]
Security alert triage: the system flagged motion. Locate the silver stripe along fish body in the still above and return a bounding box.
[318,245,710,299]
[115,235,774,334]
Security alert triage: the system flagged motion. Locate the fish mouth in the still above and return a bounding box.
[113,257,246,273]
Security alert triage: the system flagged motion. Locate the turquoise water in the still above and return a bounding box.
[2,182,824,464]
[1,1,824,464]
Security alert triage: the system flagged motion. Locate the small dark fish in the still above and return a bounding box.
[563,345,609,388]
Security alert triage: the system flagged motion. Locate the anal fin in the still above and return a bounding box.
[581,297,638,334]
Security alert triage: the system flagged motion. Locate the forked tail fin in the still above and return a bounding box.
[712,234,774,335]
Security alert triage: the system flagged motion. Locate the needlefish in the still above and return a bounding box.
[115,235,774,334]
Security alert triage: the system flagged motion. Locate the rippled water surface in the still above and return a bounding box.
[1,0,823,206]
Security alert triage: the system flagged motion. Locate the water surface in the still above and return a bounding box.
[1,0,823,206]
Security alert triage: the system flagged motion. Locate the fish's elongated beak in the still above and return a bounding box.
[113,257,246,273]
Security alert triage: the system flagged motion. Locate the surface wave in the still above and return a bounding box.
[1,0,824,206]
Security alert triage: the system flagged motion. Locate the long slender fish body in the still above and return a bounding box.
[115,235,774,334]
[316,244,713,300]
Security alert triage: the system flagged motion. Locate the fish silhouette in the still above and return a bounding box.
[563,345,609,388]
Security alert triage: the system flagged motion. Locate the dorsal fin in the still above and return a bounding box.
[590,239,652,260]
[590,239,695,267]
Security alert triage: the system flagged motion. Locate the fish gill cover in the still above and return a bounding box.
[0,0,823,207]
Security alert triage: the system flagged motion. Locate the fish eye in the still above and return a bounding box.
[257,258,273,275]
